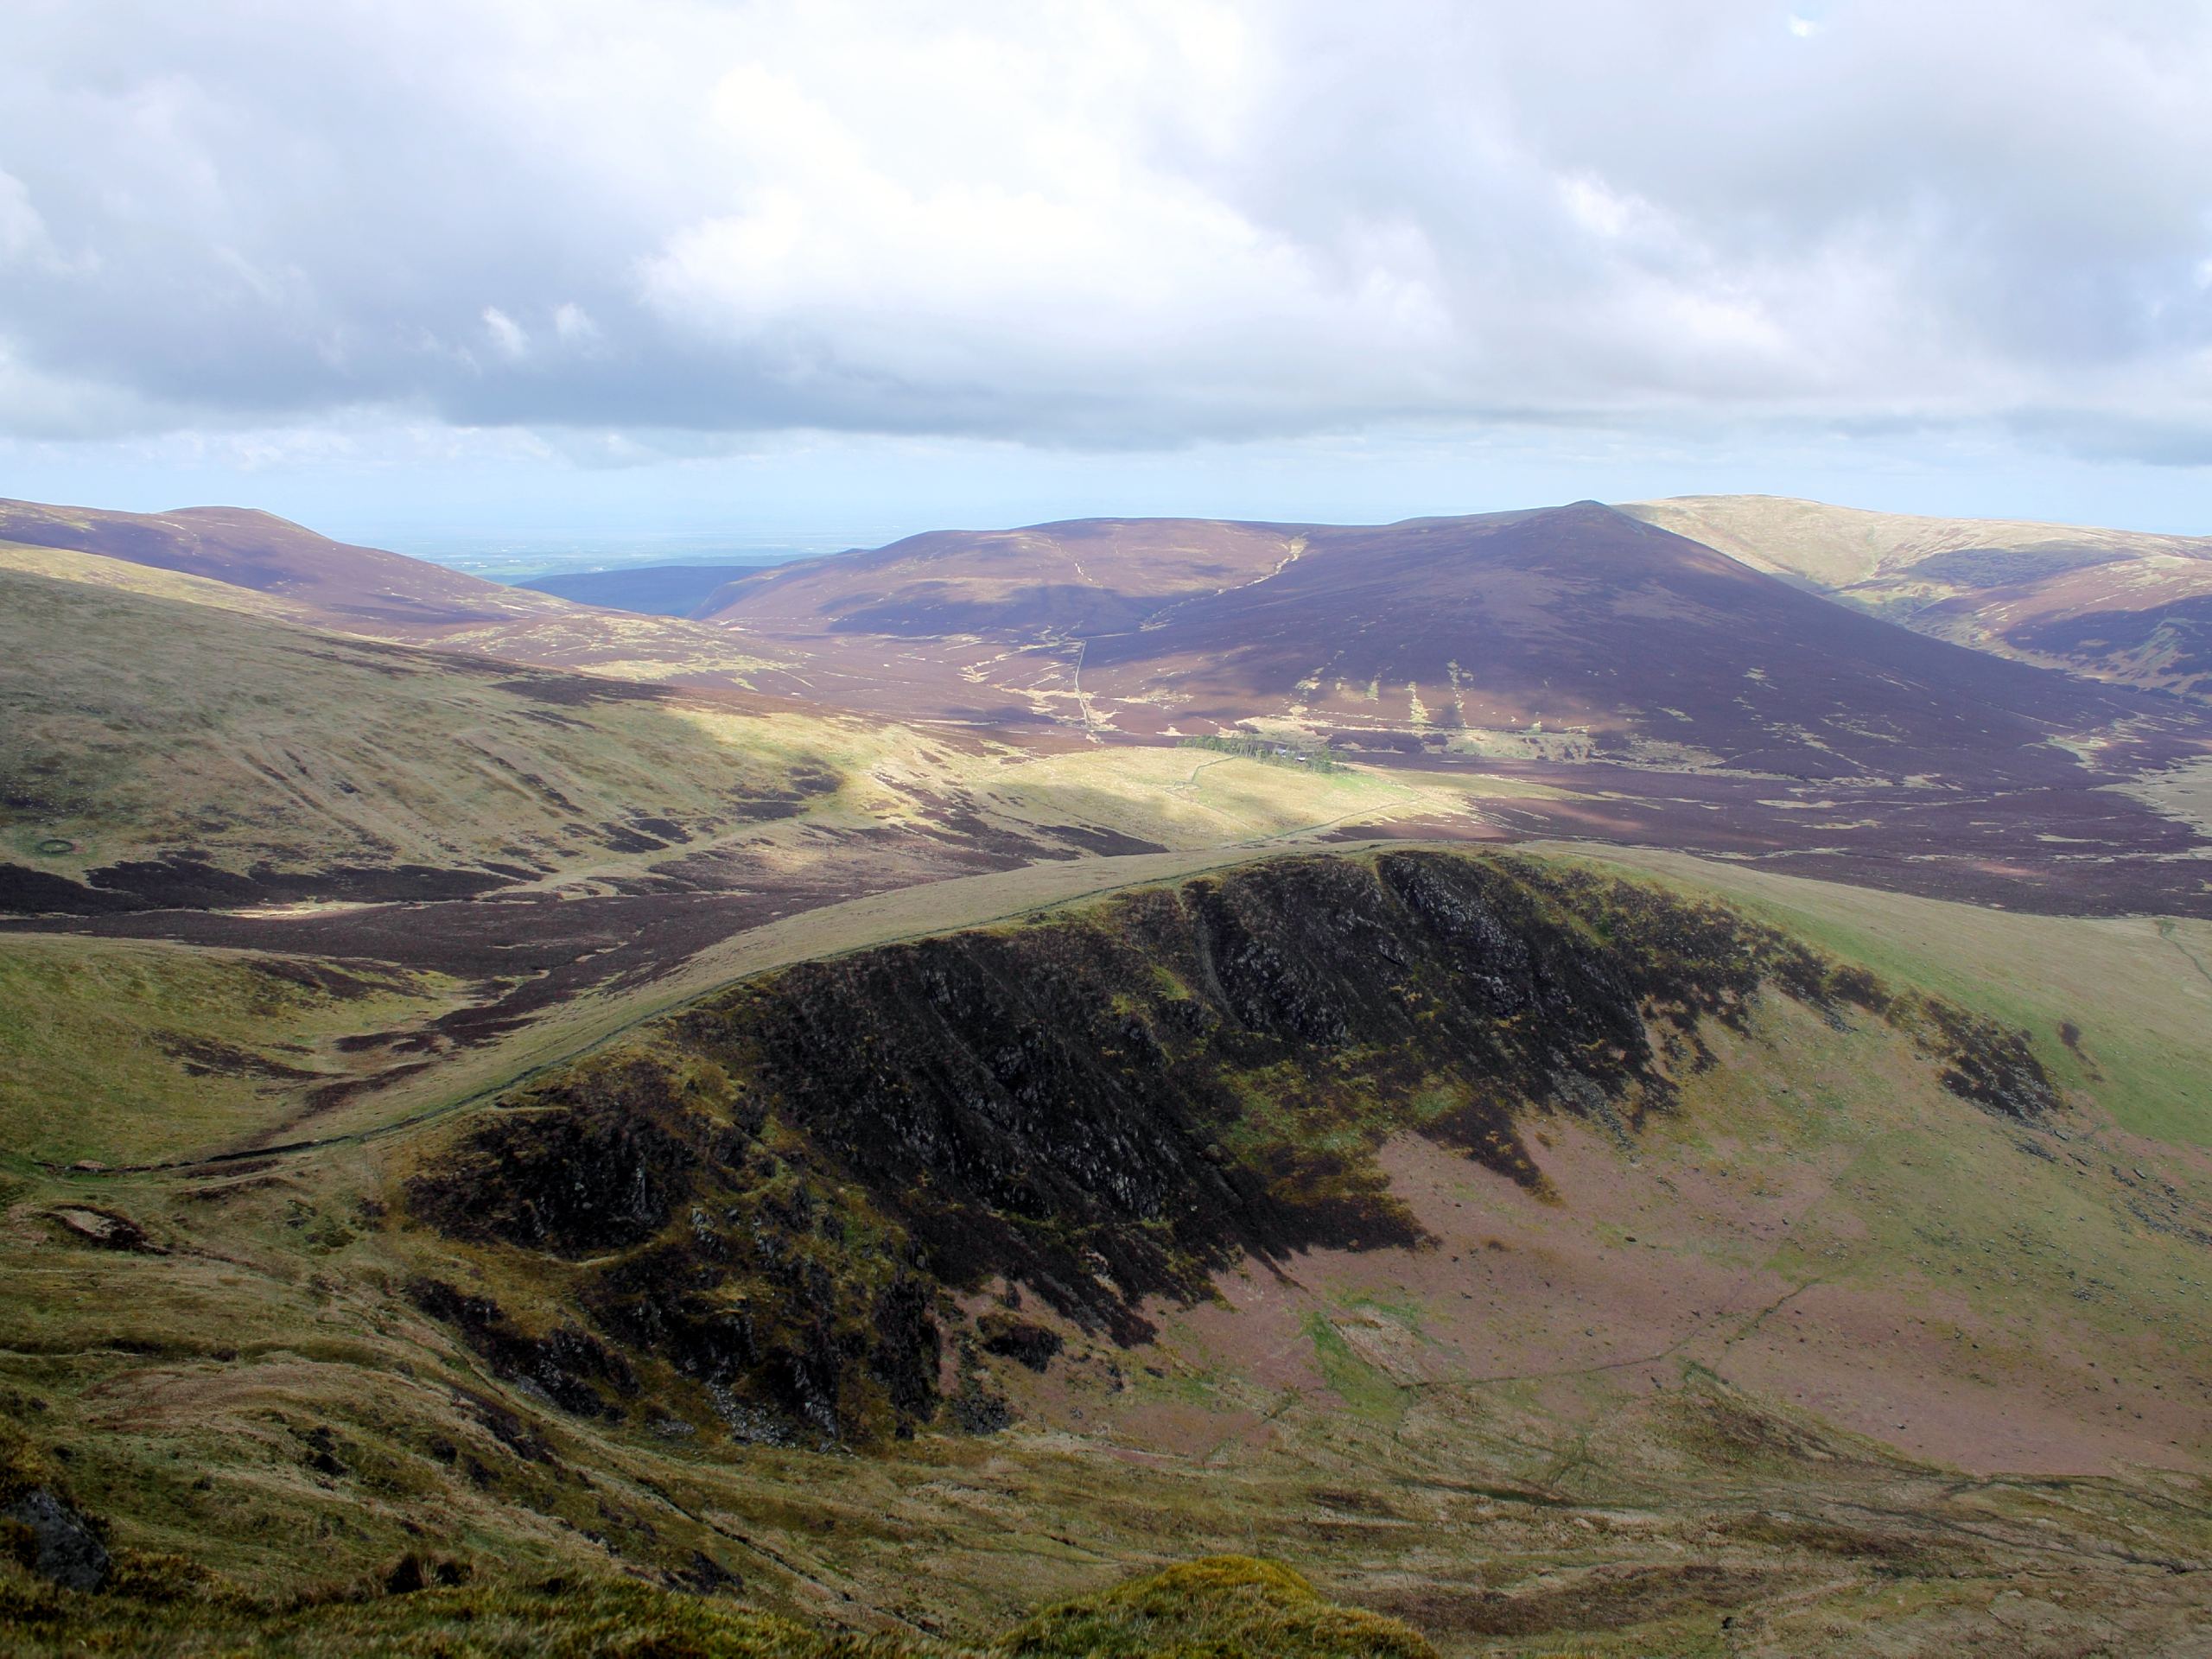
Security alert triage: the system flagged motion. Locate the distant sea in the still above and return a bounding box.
[365,529,889,583]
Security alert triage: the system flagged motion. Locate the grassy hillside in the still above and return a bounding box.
[0,498,583,625]
[0,1545,1430,1658]
[3,849,2208,1655]
[2,551,1548,913]
[1622,493,2212,698]
[0,937,473,1167]
[0,546,1566,1173]
[0,562,845,894]
[1557,842,2212,1147]
[0,537,324,625]
[0,499,801,686]
[1619,493,2207,585]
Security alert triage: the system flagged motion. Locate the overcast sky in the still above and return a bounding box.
[3,0,2209,546]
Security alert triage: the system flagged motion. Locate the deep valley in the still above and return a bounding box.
[3,493,2209,1656]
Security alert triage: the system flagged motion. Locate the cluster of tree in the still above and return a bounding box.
[1176,733,1342,772]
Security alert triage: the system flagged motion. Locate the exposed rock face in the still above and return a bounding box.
[976,1313,1065,1372]
[404,851,2056,1446]
[1917,997,2064,1120]
[404,1280,639,1420]
[3,1486,111,1592]
[406,1058,712,1257]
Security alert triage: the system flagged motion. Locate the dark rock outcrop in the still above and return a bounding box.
[977,1313,1064,1372]
[405,1280,638,1420]
[404,850,2056,1447]
[3,1486,110,1592]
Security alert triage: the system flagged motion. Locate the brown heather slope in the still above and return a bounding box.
[696,517,1305,635]
[702,501,2191,785]
[1072,504,2171,781]
[0,497,569,636]
[0,497,799,692]
[697,502,2212,914]
[696,517,1309,724]
[1623,493,2212,701]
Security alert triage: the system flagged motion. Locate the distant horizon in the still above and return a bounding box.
[353,529,872,583]
[10,469,2202,569]
[8,468,2209,569]
[6,6,2209,557]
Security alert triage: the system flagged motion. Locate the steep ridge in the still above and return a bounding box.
[1623,493,2212,700]
[402,850,2057,1447]
[7,848,2209,1653]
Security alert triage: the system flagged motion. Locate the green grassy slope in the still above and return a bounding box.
[1618,494,2212,698]
[0,543,1557,1184]
[0,1539,1430,1659]
[1552,842,2212,1146]
[0,937,473,1167]
[2,849,2208,1655]
[0,508,803,690]
[2,555,1531,911]
[1617,494,2208,590]
[0,563,841,889]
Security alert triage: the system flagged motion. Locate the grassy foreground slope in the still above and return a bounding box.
[3,849,2209,1655]
[0,719,1531,1172]
[0,1535,1430,1659]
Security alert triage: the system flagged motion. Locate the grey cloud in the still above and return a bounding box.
[0,0,2207,464]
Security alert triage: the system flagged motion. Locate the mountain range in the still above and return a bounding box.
[3,487,2209,1656]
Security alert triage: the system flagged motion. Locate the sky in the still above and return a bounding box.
[3,0,2209,551]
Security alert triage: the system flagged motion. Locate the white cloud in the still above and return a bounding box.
[552,302,598,345]
[0,171,53,265]
[0,0,2203,469]
[481,306,529,361]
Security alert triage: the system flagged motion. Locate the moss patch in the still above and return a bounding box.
[0,1550,1432,1658]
